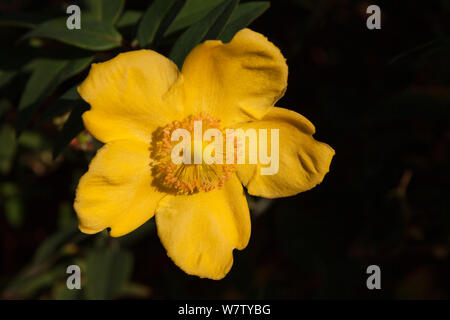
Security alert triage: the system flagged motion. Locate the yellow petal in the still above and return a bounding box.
[78,50,184,143]
[181,28,288,127]
[74,139,164,237]
[234,107,335,198]
[155,175,250,280]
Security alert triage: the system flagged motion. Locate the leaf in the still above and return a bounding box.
[0,181,23,230]
[137,0,178,47]
[0,182,19,198]
[38,85,81,124]
[169,0,234,68]
[10,265,67,298]
[165,0,226,35]
[57,201,77,229]
[0,124,17,174]
[58,57,94,82]
[390,38,450,64]
[18,60,67,111]
[52,282,83,300]
[220,1,270,43]
[118,219,156,247]
[5,197,24,228]
[86,243,133,300]
[23,18,122,51]
[99,0,125,25]
[32,223,79,267]
[53,103,90,158]
[0,99,12,121]
[204,0,239,40]
[16,57,93,133]
[156,0,187,40]
[18,131,48,151]
[26,57,93,106]
[83,0,125,25]
[117,10,143,29]
[0,12,53,29]
[0,70,17,89]
[118,283,151,299]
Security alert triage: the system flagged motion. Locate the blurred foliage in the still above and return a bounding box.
[0,0,449,300]
[0,0,271,299]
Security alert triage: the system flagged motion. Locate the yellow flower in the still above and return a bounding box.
[74,29,335,280]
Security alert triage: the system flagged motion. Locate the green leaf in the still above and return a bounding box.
[0,99,12,121]
[83,0,125,25]
[118,283,151,299]
[23,18,122,51]
[18,131,48,150]
[30,57,92,100]
[390,38,450,64]
[53,103,89,158]
[137,0,178,47]
[165,0,226,35]
[169,0,234,68]
[57,85,80,100]
[17,57,93,133]
[0,12,53,29]
[5,197,24,228]
[12,265,67,298]
[220,1,270,43]
[0,124,17,174]
[0,182,19,198]
[32,223,79,267]
[204,0,239,40]
[118,219,156,247]
[18,59,67,111]
[58,57,94,82]
[38,85,81,124]
[57,202,77,229]
[40,97,81,123]
[101,0,125,25]
[117,10,143,29]
[0,70,16,89]
[52,282,83,300]
[86,243,133,300]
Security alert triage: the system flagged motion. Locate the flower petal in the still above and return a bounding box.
[78,50,184,143]
[181,28,288,127]
[74,139,164,237]
[155,175,250,280]
[234,107,335,198]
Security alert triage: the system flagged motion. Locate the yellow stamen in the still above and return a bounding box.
[151,113,236,194]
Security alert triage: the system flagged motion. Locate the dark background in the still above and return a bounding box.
[0,0,449,299]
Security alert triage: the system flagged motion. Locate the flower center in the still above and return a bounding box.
[151,113,236,194]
